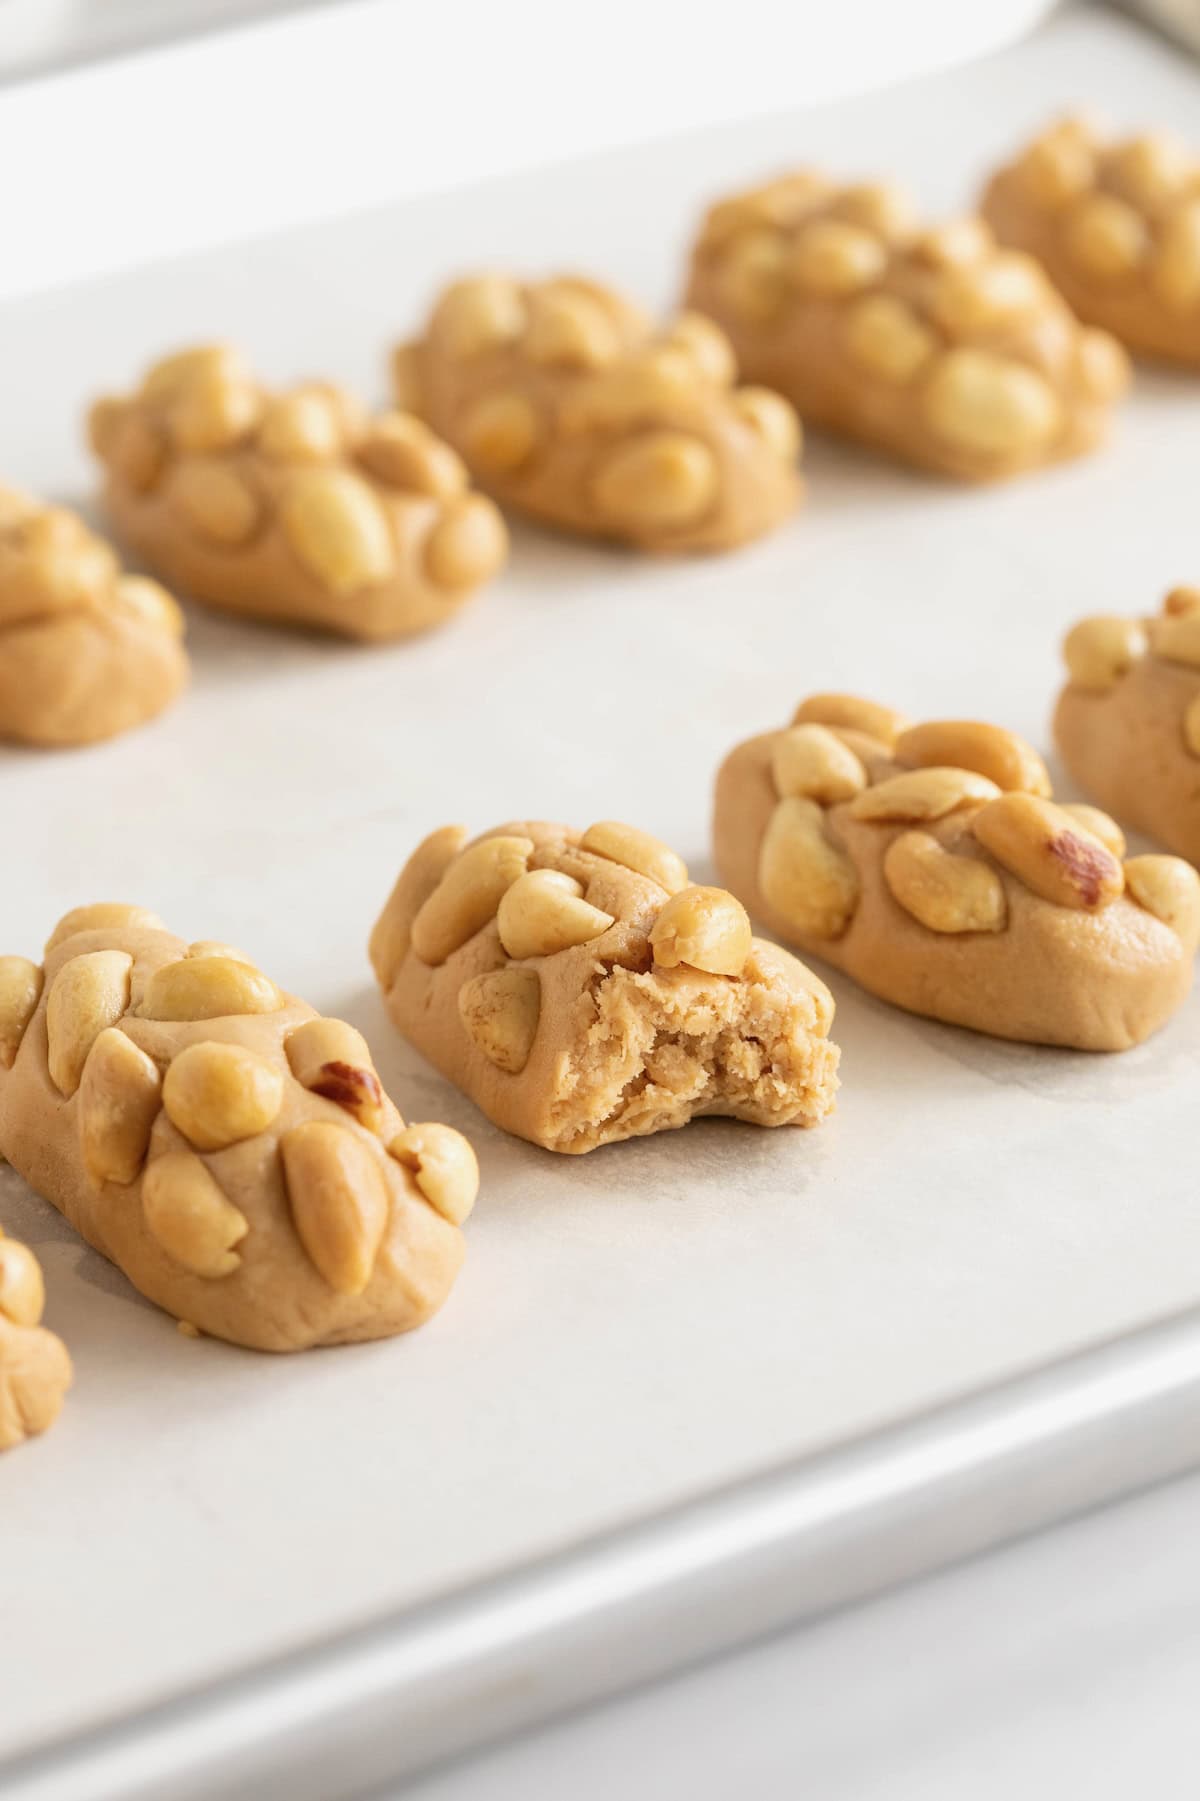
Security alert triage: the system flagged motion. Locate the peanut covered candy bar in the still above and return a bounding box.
[371,821,839,1153]
[88,345,507,642]
[0,1227,72,1452]
[393,275,801,551]
[982,118,1200,366]
[714,697,1199,1050]
[683,171,1128,480]
[0,907,478,1351]
[1055,586,1200,867]
[0,488,186,747]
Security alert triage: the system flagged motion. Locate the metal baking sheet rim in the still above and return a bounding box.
[7,1302,1200,1801]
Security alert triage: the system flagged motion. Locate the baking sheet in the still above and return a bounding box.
[2,5,1199,1770]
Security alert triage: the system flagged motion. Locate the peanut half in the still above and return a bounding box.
[883,832,1007,934]
[971,793,1124,910]
[758,797,860,940]
[649,887,752,977]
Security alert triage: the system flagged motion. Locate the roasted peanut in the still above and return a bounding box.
[883,831,1008,934]
[971,793,1124,909]
[893,720,1050,796]
[771,724,867,805]
[1017,127,1095,209]
[758,797,860,939]
[524,287,622,370]
[370,825,468,986]
[357,413,467,499]
[922,351,1061,456]
[497,870,615,960]
[46,903,164,954]
[830,181,914,238]
[410,835,533,966]
[1150,613,1200,670]
[849,767,1001,823]
[648,886,752,977]
[590,432,718,530]
[139,956,282,1023]
[285,1018,385,1134]
[843,294,935,384]
[1165,585,1200,618]
[580,821,688,894]
[169,458,260,545]
[1124,855,1200,946]
[792,693,907,747]
[46,951,133,1098]
[459,391,541,473]
[1065,193,1148,278]
[165,367,262,454]
[78,1027,162,1185]
[930,252,1047,335]
[787,220,886,296]
[187,940,254,964]
[163,1042,284,1152]
[433,277,528,359]
[1074,330,1130,403]
[717,228,789,321]
[910,217,993,268]
[141,345,242,402]
[424,496,508,590]
[663,312,737,386]
[732,388,802,461]
[279,469,394,594]
[112,575,185,637]
[142,1152,248,1278]
[258,389,344,463]
[0,1233,45,1327]
[281,1122,389,1295]
[388,1123,479,1226]
[0,957,42,1070]
[457,966,541,1073]
[1063,615,1146,689]
[1060,804,1126,860]
[1104,133,1190,209]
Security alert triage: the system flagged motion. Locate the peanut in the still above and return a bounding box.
[0,957,42,1070]
[166,368,262,454]
[459,391,541,473]
[843,294,935,384]
[717,228,789,321]
[590,433,718,531]
[848,767,1000,823]
[1153,200,1200,314]
[112,576,185,638]
[893,720,1050,796]
[424,495,508,590]
[370,825,468,987]
[792,693,907,747]
[357,413,467,499]
[922,350,1061,456]
[1124,855,1200,947]
[497,870,615,960]
[830,181,914,238]
[971,793,1124,910]
[1065,193,1148,278]
[433,277,528,359]
[930,252,1047,335]
[410,835,533,966]
[281,1122,389,1295]
[883,831,1007,934]
[139,956,282,1022]
[1063,614,1145,689]
[909,217,993,268]
[1184,694,1200,760]
[758,796,860,939]
[1075,330,1130,403]
[524,287,622,370]
[1017,128,1095,209]
[648,886,751,977]
[163,1042,284,1152]
[663,312,737,386]
[0,1233,45,1327]
[46,951,133,1098]
[169,458,261,545]
[187,941,254,964]
[286,1017,386,1136]
[46,903,164,953]
[732,388,802,461]
[579,821,688,894]
[787,220,886,296]
[279,469,394,595]
[78,1027,162,1185]
[1104,133,1191,210]
[257,389,344,463]
[1151,613,1200,670]
[141,344,242,402]
[771,724,867,805]
[142,1152,248,1278]
[389,1123,479,1226]
[1060,804,1126,860]
[457,966,541,1074]
[1165,586,1200,618]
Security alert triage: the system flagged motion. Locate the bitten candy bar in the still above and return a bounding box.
[0,907,478,1352]
[371,820,839,1153]
[89,345,508,642]
[394,275,802,551]
[683,170,1128,480]
[714,696,1199,1050]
